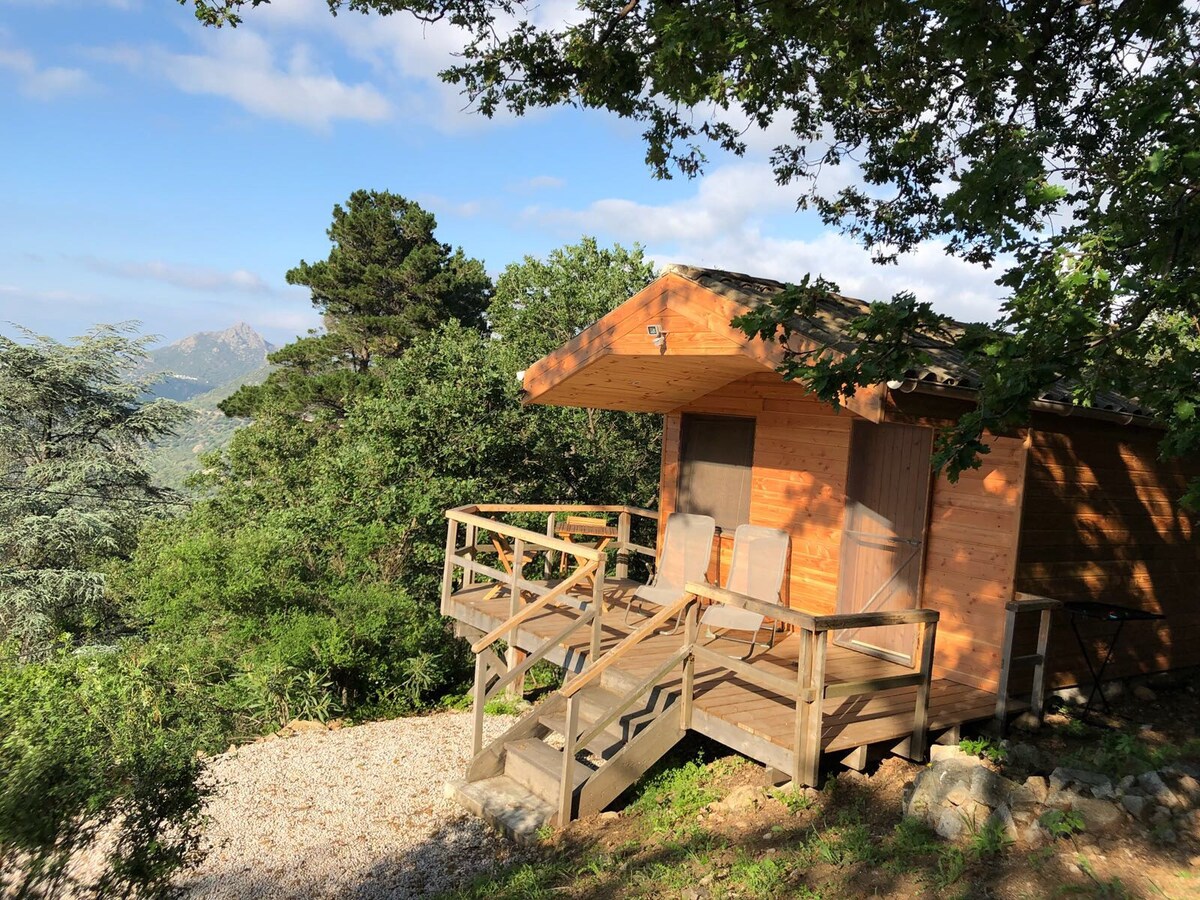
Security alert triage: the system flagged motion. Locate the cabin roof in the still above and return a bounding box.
[666,265,1154,420]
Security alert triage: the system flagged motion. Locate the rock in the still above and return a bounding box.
[1012,712,1042,732]
[969,767,1033,810]
[1150,806,1173,826]
[1117,775,1136,794]
[599,811,620,821]
[1133,684,1158,702]
[1023,822,1046,847]
[1090,783,1116,801]
[1174,774,1200,800]
[929,744,973,762]
[1155,827,1178,845]
[988,804,1021,843]
[1072,798,1123,835]
[935,806,968,840]
[714,785,767,813]
[1006,742,1041,771]
[1139,772,1181,807]
[1100,681,1125,701]
[1047,788,1086,809]
[284,718,328,734]
[905,760,977,818]
[945,781,972,808]
[1024,776,1050,804]
[1053,687,1090,707]
[1121,795,1150,820]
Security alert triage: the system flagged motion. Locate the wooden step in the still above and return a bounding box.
[448,775,555,843]
[504,738,595,801]
[538,711,625,758]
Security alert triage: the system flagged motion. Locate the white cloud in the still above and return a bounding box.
[527,160,1007,324]
[0,46,91,99]
[81,257,276,294]
[147,29,390,130]
[509,174,565,193]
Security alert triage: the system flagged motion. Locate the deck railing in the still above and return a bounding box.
[441,504,659,754]
[994,592,1060,731]
[552,584,939,818]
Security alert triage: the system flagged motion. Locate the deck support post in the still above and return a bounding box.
[682,600,697,729]
[545,513,556,579]
[507,537,527,698]
[559,696,580,825]
[1031,607,1052,721]
[590,566,606,664]
[616,511,632,580]
[793,629,827,787]
[993,604,1017,732]
[441,518,457,617]
[911,619,937,762]
[472,651,488,756]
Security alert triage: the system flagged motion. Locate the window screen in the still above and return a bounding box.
[676,414,756,531]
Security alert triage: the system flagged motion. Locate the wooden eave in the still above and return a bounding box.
[521,272,887,420]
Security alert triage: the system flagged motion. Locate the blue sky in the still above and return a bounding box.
[0,0,1006,348]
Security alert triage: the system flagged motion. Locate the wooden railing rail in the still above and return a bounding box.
[995,592,1061,731]
[471,608,597,755]
[470,561,599,653]
[561,593,693,699]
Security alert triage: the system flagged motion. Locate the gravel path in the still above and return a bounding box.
[180,712,532,899]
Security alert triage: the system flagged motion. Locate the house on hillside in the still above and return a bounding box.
[439,264,1198,838]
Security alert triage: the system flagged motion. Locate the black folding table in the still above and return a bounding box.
[1063,600,1165,719]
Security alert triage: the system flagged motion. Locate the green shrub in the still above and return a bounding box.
[0,642,211,897]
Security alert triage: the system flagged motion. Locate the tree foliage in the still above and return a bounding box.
[0,642,212,899]
[121,237,660,732]
[186,0,1200,501]
[0,326,190,656]
[223,190,491,421]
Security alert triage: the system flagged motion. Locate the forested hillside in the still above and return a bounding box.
[0,191,660,897]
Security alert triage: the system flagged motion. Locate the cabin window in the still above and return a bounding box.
[676,414,756,531]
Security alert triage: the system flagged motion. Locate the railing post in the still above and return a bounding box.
[545,513,556,579]
[911,619,937,762]
[616,510,631,580]
[441,517,457,616]
[463,522,477,587]
[682,598,697,729]
[590,559,606,663]
[1031,608,1052,722]
[508,537,527,698]
[993,604,1018,733]
[472,651,487,756]
[793,628,827,787]
[559,695,580,825]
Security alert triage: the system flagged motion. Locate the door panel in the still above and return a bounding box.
[835,420,934,665]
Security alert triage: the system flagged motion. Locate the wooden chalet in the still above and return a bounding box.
[441,265,1199,839]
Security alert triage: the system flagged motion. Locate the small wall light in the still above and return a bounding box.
[647,324,667,348]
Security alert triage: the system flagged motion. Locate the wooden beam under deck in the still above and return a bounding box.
[446,582,1023,773]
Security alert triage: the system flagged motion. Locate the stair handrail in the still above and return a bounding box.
[471,607,598,755]
[470,560,599,653]
[556,593,700,824]
[561,592,695,699]
[994,592,1060,732]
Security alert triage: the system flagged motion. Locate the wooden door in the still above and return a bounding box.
[835,420,934,665]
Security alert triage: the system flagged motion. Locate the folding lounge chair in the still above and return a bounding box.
[700,524,790,658]
[624,513,716,628]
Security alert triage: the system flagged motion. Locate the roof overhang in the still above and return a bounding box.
[521,271,887,420]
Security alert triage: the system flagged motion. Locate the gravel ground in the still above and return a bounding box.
[180,712,531,899]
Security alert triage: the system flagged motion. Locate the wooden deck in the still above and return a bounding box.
[448,579,1014,773]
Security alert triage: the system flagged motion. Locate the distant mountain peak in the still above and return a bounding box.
[169,322,273,355]
[146,323,274,402]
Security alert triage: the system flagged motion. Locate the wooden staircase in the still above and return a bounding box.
[450,679,685,841]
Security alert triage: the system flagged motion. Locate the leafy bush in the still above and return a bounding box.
[0,642,211,898]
